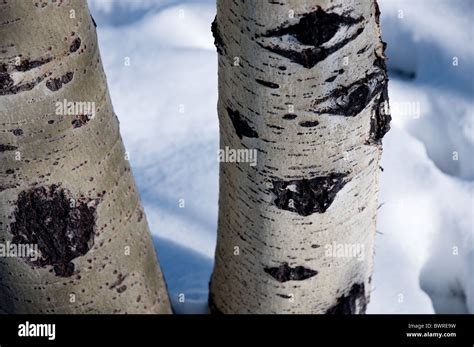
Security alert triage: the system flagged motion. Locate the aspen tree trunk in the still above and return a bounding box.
[0,0,171,313]
[210,0,390,313]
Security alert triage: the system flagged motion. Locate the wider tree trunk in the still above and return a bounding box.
[210,0,390,313]
[0,1,171,313]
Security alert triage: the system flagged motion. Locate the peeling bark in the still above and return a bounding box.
[211,0,389,313]
[0,1,171,314]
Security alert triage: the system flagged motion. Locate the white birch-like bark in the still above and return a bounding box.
[0,0,171,314]
[210,0,390,313]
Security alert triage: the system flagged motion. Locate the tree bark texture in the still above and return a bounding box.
[0,0,171,313]
[210,0,390,313]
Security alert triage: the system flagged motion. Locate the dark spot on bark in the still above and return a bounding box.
[255,79,279,89]
[257,7,364,68]
[0,144,17,152]
[299,120,319,127]
[3,75,46,95]
[276,293,292,299]
[69,38,81,53]
[311,244,320,248]
[116,285,127,293]
[282,114,297,120]
[14,57,52,72]
[109,273,128,290]
[271,173,348,216]
[211,17,226,55]
[9,185,99,277]
[136,209,144,222]
[312,71,386,117]
[264,262,318,282]
[90,15,97,28]
[278,66,287,71]
[5,169,14,174]
[0,184,14,192]
[325,75,337,83]
[267,124,284,130]
[326,283,367,314]
[12,128,23,136]
[0,67,14,94]
[357,45,370,55]
[368,80,391,144]
[48,119,55,124]
[227,107,258,139]
[46,72,74,91]
[72,114,91,129]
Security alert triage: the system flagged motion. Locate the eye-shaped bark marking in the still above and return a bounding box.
[256,7,364,68]
[271,173,348,216]
[311,71,386,117]
[10,185,99,277]
[227,107,258,139]
[264,262,318,282]
[326,283,367,314]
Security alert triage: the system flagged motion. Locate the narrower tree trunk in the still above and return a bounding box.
[0,1,171,313]
[210,0,390,313]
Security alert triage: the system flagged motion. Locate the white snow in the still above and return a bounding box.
[87,0,473,314]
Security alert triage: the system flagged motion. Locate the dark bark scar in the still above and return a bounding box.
[264,262,318,282]
[271,173,349,216]
[9,185,100,277]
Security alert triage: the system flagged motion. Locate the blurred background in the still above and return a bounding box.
[87,0,473,314]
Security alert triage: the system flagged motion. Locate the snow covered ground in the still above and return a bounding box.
[87,0,473,314]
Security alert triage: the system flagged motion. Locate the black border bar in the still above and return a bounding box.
[0,314,472,346]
